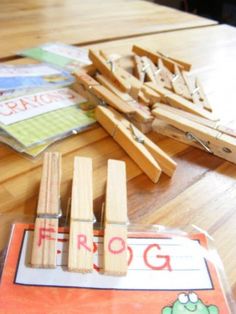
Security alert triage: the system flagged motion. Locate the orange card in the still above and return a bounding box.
[0,223,232,313]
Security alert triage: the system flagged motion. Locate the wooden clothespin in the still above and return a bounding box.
[133,55,146,83]
[140,84,162,105]
[133,53,174,90]
[132,49,209,109]
[96,73,153,124]
[89,49,129,92]
[31,152,61,268]
[132,45,192,72]
[182,72,212,112]
[95,50,161,106]
[96,105,177,183]
[142,56,159,84]
[156,50,192,72]
[171,65,192,100]
[133,55,158,85]
[146,82,217,120]
[115,65,161,106]
[74,71,135,114]
[104,159,128,276]
[152,104,236,164]
[72,80,101,108]
[68,157,94,273]
[157,59,173,90]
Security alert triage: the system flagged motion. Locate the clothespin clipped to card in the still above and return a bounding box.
[146,82,217,120]
[182,72,212,112]
[96,105,177,183]
[152,104,236,164]
[68,157,94,273]
[104,159,128,276]
[31,152,61,268]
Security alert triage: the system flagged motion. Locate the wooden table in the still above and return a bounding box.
[0,0,235,301]
[0,0,217,60]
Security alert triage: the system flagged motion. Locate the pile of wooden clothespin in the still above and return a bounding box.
[73,49,178,183]
[73,44,235,171]
[31,152,128,276]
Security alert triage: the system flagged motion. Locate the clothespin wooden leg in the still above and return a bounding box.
[195,78,212,112]
[31,152,61,268]
[133,55,146,83]
[96,105,163,183]
[68,157,94,273]
[104,159,128,276]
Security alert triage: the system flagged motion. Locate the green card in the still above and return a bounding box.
[1,104,95,148]
[20,43,91,71]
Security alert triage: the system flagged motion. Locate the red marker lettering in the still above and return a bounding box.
[38,92,59,105]
[0,104,12,116]
[6,101,18,114]
[77,234,92,251]
[127,245,133,266]
[92,241,100,272]
[48,92,65,103]
[38,93,53,105]
[38,227,56,247]
[144,244,172,271]
[93,242,98,253]
[20,99,34,111]
[108,237,126,254]
[58,88,76,100]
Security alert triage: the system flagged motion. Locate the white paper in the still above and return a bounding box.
[0,88,86,125]
[0,64,62,78]
[42,43,91,65]
[15,231,213,290]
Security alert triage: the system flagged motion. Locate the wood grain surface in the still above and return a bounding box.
[0,0,217,60]
[0,3,235,300]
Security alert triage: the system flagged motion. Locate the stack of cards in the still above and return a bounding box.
[0,87,95,157]
[0,45,95,157]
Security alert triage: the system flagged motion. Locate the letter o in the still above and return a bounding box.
[108,237,126,254]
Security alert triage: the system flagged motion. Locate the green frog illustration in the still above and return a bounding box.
[162,292,219,313]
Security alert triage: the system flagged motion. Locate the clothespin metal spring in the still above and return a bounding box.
[222,147,232,153]
[86,84,107,106]
[186,132,212,154]
[171,74,180,83]
[141,63,150,73]
[191,87,200,96]
[129,123,145,144]
[37,211,62,219]
[186,132,233,155]
[107,59,115,73]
